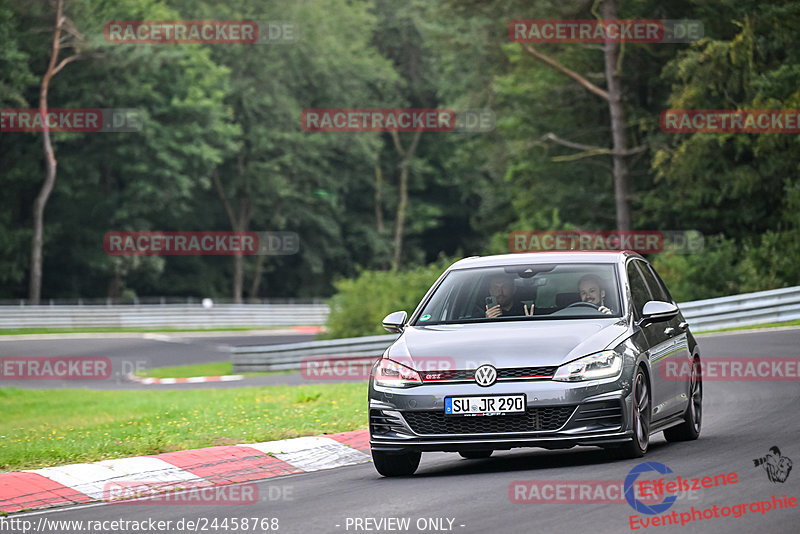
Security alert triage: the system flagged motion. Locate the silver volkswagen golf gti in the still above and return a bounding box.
[368,251,702,476]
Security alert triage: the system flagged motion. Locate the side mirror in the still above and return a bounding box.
[638,301,679,326]
[382,310,408,333]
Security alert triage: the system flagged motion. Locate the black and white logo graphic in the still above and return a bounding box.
[474,364,497,387]
[753,446,793,483]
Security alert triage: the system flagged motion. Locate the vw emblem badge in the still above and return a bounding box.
[474,364,497,387]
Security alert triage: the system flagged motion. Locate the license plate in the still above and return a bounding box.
[444,394,526,416]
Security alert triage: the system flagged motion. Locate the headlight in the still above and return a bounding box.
[553,350,623,382]
[374,358,422,387]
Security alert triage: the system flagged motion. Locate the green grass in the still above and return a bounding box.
[697,318,800,335]
[135,362,293,379]
[0,383,367,471]
[136,362,233,378]
[0,326,288,335]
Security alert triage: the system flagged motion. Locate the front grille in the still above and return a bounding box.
[571,400,623,428]
[498,366,556,379]
[402,406,575,435]
[420,366,557,383]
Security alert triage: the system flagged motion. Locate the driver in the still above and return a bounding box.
[485,274,535,318]
[577,274,612,315]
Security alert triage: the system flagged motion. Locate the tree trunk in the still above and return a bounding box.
[29,120,56,304]
[390,130,422,271]
[375,148,384,233]
[602,0,631,231]
[392,162,409,270]
[232,251,244,303]
[29,0,68,304]
[212,167,251,303]
[247,253,266,301]
[231,195,251,303]
[107,262,123,298]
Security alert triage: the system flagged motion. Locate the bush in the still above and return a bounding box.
[323,256,457,339]
[737,230,800,293]
[650,235,741,302]
[652,231,800,302]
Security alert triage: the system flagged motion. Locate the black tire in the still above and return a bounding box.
[609,368,651,459]
[459,450,493,459]
[371,450,421,477]
[664,358,702,442]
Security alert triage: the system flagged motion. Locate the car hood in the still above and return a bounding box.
[386,319,631,369]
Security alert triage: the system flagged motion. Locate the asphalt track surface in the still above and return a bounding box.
[5,328,800,534]
[0,332,314,389]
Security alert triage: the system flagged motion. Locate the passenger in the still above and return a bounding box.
[485,274,535,318]
[577,274,612,315]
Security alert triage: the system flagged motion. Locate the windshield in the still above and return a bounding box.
[414,263,621,325]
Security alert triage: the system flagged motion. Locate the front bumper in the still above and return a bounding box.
[369,379,634,453]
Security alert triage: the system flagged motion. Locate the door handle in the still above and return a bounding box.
[678,322,688,332]
[664,327,676,337]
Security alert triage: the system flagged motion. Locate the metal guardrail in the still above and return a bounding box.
[231,286,800,372]
[0,304,329,329]
[2,286,797,364]
[679,286,800,332]
[234,334,399,372]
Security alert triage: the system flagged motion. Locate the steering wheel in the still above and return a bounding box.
[565,301,600,310]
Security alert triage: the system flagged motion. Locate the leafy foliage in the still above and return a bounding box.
[1,0,798,306]
[323,257,456,339]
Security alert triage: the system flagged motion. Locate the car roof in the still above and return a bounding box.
[448,251,644,270]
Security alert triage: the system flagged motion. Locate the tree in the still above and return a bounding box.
[195,0,398,301]
[517,0,644,230]
[28,0,88,303]
[7,0,241,300]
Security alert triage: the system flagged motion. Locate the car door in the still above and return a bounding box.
[626,259,672,423]
[640,262,692,415]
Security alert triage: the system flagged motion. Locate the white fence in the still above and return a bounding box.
[0,304,329,329]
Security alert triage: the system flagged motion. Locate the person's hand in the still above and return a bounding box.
[485,304,502,318]
[524,303,535,316]
[598,305,612,315]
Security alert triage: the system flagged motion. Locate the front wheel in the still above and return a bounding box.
[371,450,421,477]
[664,358,702,442]
[609,368,651,459]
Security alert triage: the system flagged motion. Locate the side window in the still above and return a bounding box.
[647,264,674,303]
[639,261,670,303]
[626,261,652,319]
